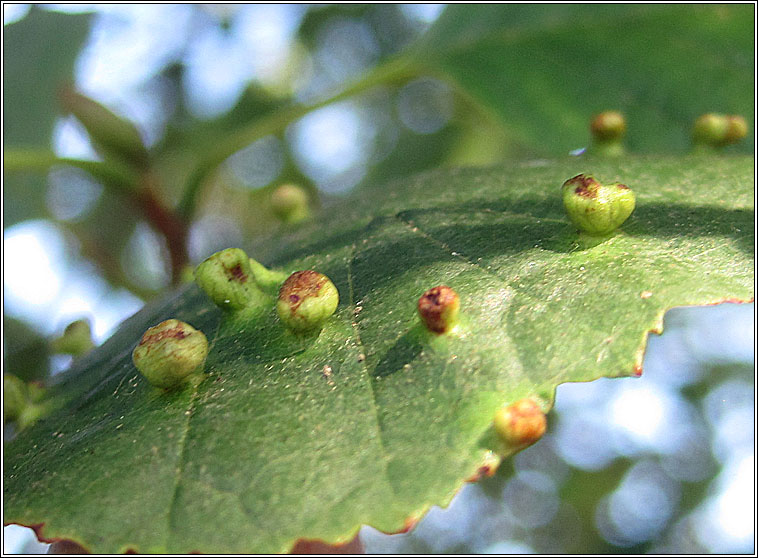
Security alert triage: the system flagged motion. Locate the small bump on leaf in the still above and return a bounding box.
[724,115,748,144]
[493,398,547,449]
[3,374,27,423]
[590,110,626,142]
[195,248,266,312]
[589,110,626,156]
[561,173,636,235]
[417,285,460,333]
[132,319,209,390]
[271,184,310,225]
[276,270,339,332]
[693,113,748,147]
[50,319,94,357]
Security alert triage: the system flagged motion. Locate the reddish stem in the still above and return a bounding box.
[135,173,189,284]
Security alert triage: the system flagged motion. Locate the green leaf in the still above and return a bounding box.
[2,7,92,227]
[4,154,753,553]
[2,317,51,382]
[414,5,754,155]
[58,88,149,171]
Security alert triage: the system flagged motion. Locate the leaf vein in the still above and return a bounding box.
[346,243,397,497]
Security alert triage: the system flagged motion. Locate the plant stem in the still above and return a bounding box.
[3,149,138,193]
[4,149,189,285]
[135,172,190,283]
[177,57,420,220]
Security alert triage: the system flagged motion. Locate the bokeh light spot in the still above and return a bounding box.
[396,77,453,135]
[3,222,64,309]
[226,135,284,189]
[46,165,103,222]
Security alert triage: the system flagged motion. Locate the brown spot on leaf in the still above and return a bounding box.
[465,452,501,482]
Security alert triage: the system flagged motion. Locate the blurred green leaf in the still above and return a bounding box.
[59,88,149,170]
[4,154,753,553]
[2,317,50,382]
[297,4,418,57]
[2,7,92,227]
[414,5,754,155]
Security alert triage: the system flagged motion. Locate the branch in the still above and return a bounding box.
[4,148,189,284]
[3,148,138,194]
[135,172,189,282]
[177,57,419,220]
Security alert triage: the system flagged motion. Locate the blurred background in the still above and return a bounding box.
[3,4,754,554]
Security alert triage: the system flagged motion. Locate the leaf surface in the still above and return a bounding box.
[2,8,92,227]
[414,4,754,155]
[4,154,753,553]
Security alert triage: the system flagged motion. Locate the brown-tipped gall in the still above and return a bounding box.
[277,270,339,332]
[590,110,626,142]
[693,113,748,147]
[132,319,209,390]
[494,398,547,448]
[561,174,636,235]
[418,285,460,333]
[194,248,266,312]
[724,115,748,144]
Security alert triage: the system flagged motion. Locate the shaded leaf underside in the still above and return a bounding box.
[416,5,755,156]
[4,155,753,553]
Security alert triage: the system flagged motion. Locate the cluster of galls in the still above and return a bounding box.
[692,113,748,148]
[132,247,339,390]
[589,109,749,154]
[3,375,48,430]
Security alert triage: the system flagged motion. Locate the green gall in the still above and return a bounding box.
[724,115,748,144]
[195,248,266,311]
[17,403,48,430]
[277,270,339,332]
[494,398,547,449]
[590,110,626,142]
[693,113,748,147]
[132,319,209,390]
[248,258,289,296]
[3,374,27,423]
[271,184,310,225]
[179,265,195,284]
[589,111,626,156]
[51,319,95,357]
[417,285,460,334]
[561,174,636,236]
[693,113,729,146]
[26,381,47,403]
